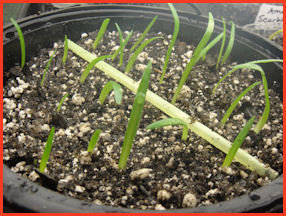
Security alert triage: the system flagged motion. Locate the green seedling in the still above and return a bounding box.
[57,93,69,113]
[221,81,261,125]
[99,81,123,105]
[93,18,110,50]
[125,37,162,74]
[112,23,133,66]
[147,118,188,141]
[222,116,256,167]
[268,29,283,41]
[41,48,58,87]
[87,129,101,153]
[216,18,226,69]
[130,16,158,52]
[62,35,68,65]
[80,55,111,84]
[160,3,179,84]
[221,21,235,65]
[39,126,55,173]
[172,12,214,104]
[68,39,279,179]
[118,60,152,169]
[10,18,25,69]
[213,63,269,134]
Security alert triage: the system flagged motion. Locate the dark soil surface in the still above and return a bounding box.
[3,30,283,210]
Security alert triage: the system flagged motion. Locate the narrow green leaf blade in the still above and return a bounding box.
[125,37,162,74]
[216,17,226,69]
[62,35,68,65]
[221,81,261,125]
[222,116,256,167]
[118,61,152,169]
[93,18,110,50]
[146,118,187,129]
[130,16,158,52]
[99,81,123,105]
[10,18,25,69]
[39,126,55,173]
[160,4,180,83]
[41,48,58,87]
[221,21,235,65]
[87,129,101,153]
[111,81,123,104]
[57,93,69,113]
[80,55,111,84]
[172,12,214,104]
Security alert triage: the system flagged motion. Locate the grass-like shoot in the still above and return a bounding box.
[130,16,158,52]
[99,81,123,105]
[222,116,255,167]
[68,39,279,180]
[147,118,189,141]
[62,35,68,65]
[212,63,269,134]
[41,48,58,87]
[87,129,101,153]
[221,21,235,65]
[221,81,261,125]
[93,18,110,50]
[10,18,25,69]
[172,12,214,104]
[216,18,226,69]
[112,23,133,67]
[268,29,283,41]
[160,3,179,84]
[39,126,55,173]
[118,60,152,169]
[56,93,69,113]
[125,37,162,74]
[80,55,111,84]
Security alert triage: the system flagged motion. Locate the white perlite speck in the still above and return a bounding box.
[137,52,148,63]
[79,122,91,134]
[79,151,92,165]
[155,204,166,210]
[130,168,152,180]
[72,94,85,105]
[75,185,85,193]
[182,193,197,208]
[81,33,88,38]
[3,98,16,110]
[157,190,172,201]
[135,64,147,72]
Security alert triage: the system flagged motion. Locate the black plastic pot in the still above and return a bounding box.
[3,4,283,213]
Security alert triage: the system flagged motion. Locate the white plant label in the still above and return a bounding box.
[254,4,283,30]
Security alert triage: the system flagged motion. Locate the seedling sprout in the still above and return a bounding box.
[39,126,55,173]
[130,16,158,52]
[222,116,256,167]
[41,48,58,87]
[172,12,214,104]
[221,81,261,125]
[10,18,25,69]
[118,60,152,169]
[268,29,283,41]
[87,129,101,153]
[62,35,68,65]
[93,18,110,50]
[147,118,189,141]
[80,55,111,84]
[160,3,180,84]
[112,23,133,66]
[216,18,226,69]
[56,93,69,113]
[221,21,235,65]
[99,81,123,105]
[125,37,162,74]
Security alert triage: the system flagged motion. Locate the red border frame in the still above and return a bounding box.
[1,1,284,215]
